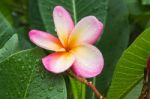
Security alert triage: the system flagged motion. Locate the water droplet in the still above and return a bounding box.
[21,66,25,70]
[35,67,40,73]
[61,0,65,3]
[93,6,99,10]
[28,65,32,69]
[20,79,24,83]
[5,48,8,50]
[12,12,17,16]
[18,91,21,95]
[53,96,56,99]
[40,73,45,79]
[25,54,28,57]
[17,58,21,62]
[6,92,9,96]
[48,86,53,91]
[57,88,63,92]
[50,81,55,87]
[46,96,51,99]
[35,59,39,62]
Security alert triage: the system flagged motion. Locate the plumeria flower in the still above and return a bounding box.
[29,6,104,78]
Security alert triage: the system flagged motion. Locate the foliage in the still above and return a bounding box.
[94,0,130,96]
[0,0,150,99]
[107,28,150,99]
[0,48,66,99]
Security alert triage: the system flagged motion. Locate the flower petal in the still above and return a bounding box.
[29,30,65,51]
[53,6,74,47]
[70,44,104,78]
[42,52,75,73]
[69,16,103,47]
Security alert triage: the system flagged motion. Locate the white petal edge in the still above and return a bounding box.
[70,44,104,78]
[69,16,103,47]
[42,52,75,73]
[53,6,74,47]
[29,30,65,51]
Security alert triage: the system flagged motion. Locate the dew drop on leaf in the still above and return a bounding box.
[21,66,25,70]
[17,91,21,95]
[17,58,21,62]
[40,73,46,79]
[45,96,51,99]
[35,59,39,62]
[57,87,63,92]
[48,86,53,91]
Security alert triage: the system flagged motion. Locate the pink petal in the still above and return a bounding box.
[42,52,75,73]
[69,16,103,47]
[53,6,74,47]
[29,30,65,51]
[70,44,104,78]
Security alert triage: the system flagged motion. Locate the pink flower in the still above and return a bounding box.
[29,6,104,78]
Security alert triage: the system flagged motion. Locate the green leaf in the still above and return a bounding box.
[124,80,143,99]
[29,1,108,99]
[0,48,67,99]
[142,0,150,5]
[0,34,19,63]
[106,28,150,99]
[0,13,14,48]
[145,19,150,28]
[0,0,13,23]
[17,28,34,50]
[69,77,86,99]
[91,0,130,97]
[125,0,150,28]
[126,0,149,15]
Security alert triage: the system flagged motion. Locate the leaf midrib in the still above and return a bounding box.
[23,65,36,99]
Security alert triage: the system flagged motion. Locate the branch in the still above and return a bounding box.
[67,71,105,99]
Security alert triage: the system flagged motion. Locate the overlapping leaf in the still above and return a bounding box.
[0,13,14,48]
[107,28,150,99]
[0,48,67,99]
[94,0,130,97]
[0,34,19,63]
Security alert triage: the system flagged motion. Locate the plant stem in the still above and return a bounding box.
[72,0,77,23]
[67,71,105,99]
[92,77,96,99]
